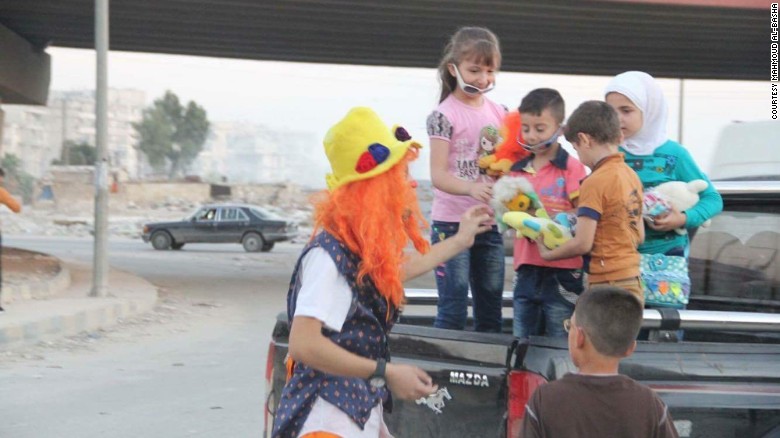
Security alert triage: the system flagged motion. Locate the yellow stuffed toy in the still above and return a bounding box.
[491,176,545,232]
[502,210,572,249]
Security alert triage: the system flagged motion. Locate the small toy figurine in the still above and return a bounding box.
[478,111,530,177]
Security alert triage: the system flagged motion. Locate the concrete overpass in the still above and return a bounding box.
[0,0,770,106]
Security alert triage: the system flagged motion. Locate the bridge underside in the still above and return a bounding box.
[0,0,769,105]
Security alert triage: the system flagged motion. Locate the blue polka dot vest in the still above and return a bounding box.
[272,231,398,438]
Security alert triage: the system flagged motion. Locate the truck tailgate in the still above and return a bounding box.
[520,337,780,437]
[383,323,516,437]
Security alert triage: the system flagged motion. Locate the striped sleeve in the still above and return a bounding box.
[426,111,453,141]
[576,177,603,220]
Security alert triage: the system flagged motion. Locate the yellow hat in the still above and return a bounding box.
[324,107,422,191]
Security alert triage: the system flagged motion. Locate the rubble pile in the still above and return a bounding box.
[0,181,437,242]
[2,182,316,241]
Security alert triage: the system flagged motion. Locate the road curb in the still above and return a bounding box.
[0,263,158,351]
[2,265,72,305]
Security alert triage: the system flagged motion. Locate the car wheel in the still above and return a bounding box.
[242,233,264,252]
[261,242,275,252]
[151,231,173,250]
[171,243,185,250]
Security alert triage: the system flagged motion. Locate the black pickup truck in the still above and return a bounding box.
[264,181,780,438]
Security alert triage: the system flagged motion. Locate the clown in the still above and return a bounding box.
[273,107,492,438]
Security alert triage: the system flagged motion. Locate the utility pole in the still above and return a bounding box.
[61,99,69,165]
[91,0,109,297]
[678,78,684,144]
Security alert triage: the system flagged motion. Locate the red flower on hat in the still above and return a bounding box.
[355,143,391,174]
[355,152,377,173]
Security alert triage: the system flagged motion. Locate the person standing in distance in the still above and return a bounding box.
[0,168,22,313]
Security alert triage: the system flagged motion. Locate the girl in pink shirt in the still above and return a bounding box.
[426,27,506,332]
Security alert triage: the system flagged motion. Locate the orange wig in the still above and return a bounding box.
[311,151,430,310]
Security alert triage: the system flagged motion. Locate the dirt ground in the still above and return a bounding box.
[3,247,61,282]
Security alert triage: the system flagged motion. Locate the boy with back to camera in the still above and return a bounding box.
[536,101,645,300]
[519,286,679,437]
[508,88,587,339]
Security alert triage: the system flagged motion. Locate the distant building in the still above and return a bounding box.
[3,89,327,186]
[1,88,146,179]
[195,122,324,187]
[1,104,53,177]
[49,89,146,179]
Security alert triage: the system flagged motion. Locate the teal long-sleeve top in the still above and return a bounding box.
[621,140,723,255]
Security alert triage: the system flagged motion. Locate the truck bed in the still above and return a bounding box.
[266,309,780,438]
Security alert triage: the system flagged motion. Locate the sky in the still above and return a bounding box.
[47,47,772,188]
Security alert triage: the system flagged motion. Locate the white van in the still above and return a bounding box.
[709,121,779,180]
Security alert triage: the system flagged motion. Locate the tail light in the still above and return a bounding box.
[264,341,276,437]
[506,370,547,438]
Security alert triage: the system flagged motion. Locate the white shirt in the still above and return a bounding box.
[294,248,393,438]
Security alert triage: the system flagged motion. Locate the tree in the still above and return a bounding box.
[51,141,96,165]
[132,91,210,179]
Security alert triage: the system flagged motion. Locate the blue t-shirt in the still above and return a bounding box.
[621,140,723,256]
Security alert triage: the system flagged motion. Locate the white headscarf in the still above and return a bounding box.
[604,71,669,156]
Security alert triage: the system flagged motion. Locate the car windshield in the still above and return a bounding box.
[250,207,284,221]
[186,207,203,220]
[187,207,217,221]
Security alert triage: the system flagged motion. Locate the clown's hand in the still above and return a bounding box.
[387,363,438,401]
[455,206,493,248]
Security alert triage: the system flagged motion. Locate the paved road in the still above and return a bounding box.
[0,236,309,438]
[0,235,510,438]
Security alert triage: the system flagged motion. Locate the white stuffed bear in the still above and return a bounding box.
[645,179,711,235]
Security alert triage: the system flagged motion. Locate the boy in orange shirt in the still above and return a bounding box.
[537,101,644,300]
[0,168,22,312]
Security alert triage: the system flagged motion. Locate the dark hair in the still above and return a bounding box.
[437,27,502,103]
[0,168,4,178]
[564,100,621,146]
[519,88,565,124]
[574,286,643,357]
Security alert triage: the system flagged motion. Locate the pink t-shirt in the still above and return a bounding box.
[509,147,588,271]
[427,95,507,222]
